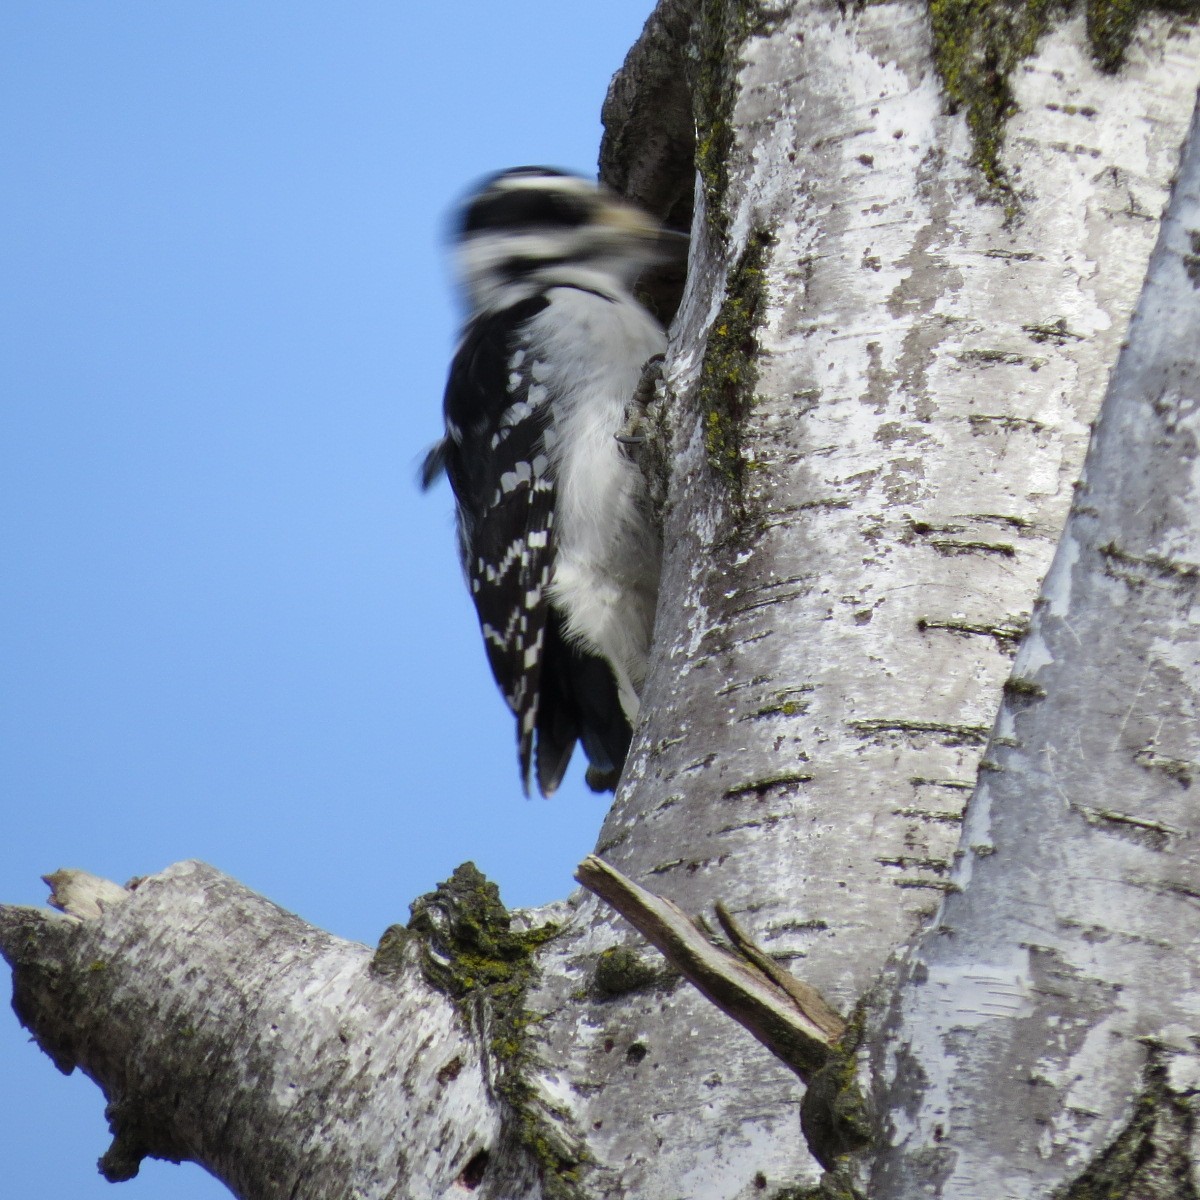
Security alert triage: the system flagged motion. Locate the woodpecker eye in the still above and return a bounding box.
[462,190,592,236]
[500,254,572,278]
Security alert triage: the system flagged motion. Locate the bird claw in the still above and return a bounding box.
[633,353,666,406]
[616,354,666,448]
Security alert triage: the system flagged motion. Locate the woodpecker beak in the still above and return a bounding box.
[654,225,692,263]
[597,198,690,264]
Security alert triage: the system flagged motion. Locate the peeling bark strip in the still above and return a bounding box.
[871,97,1200,1198]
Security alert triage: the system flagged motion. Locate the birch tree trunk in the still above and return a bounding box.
[4,2,1200,1198]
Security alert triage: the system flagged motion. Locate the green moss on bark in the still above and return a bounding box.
[771,1170,864,1200]
[799,1007,873,1171]
[389,864,581,1197]
[694,1,786,236]
[591,945,675,997]
[1057,1052,1198,1200]
[1088,0,1200,71]
[698,229,773,513]
[928,0,1068,209]
[929,0,1198,210]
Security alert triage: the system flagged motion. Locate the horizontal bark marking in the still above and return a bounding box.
[916,615,1028,649]
[956,348,1047,369]
[737,701,811,721]
[722,772,815,799]
[1099,541,1200,586]
[1022,317,1085,343]
[875,856,953,874]
[1132,750,1194,788]
[723,572,810,600]
[715,673,771,697]
[892,806,967,826]
[647,733,687,755]
[1128,878,1200,906]
[726,629,774,649]
[1076,806,1181,852]
[973,513,1035,529]
[849,720,991,746]
[929,538,1017,558]
[715,815,788,834]
[984,248,1041,261]
[728,589,809,617]
[739,687,814,722]
[648,858,685,875]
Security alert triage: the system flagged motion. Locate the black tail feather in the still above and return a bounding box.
[534,615,632,796]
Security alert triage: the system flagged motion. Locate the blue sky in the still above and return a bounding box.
[1,3,658,1194]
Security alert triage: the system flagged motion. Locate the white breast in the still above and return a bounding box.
[529,284,665,722]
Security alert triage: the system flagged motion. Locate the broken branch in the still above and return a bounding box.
[576,854,842,1079]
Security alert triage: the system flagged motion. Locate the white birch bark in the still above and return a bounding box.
[3,3,1200,1198]
[870,94,1200,1200]
[2,863,515,1198]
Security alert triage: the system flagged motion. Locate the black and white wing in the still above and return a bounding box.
[423,297,629,795]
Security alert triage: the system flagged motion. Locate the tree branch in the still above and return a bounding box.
[1,861,507,1199]
[576,853,842,1079]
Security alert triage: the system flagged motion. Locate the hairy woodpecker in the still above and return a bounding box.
[422,167,682,796]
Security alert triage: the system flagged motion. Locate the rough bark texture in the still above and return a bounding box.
[2,862,514,1198]
[4,2,1200,1199]
[870,95,1200,1200]
[551,1,1200,1194]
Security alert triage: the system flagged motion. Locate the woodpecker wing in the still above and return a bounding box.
[437,296,564,793]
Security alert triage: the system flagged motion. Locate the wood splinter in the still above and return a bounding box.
[575,854,845,1080]
[42,869,132,922]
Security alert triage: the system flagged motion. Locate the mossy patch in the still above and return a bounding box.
[591,945,676,997]
[1087,0,1200,71]
[799,1006,873,1171]
[389,864,579,1196]
[699,229,773,515]
[928,0,1199,212]
[1003,674,1047,700]
[928,0,1069,209]
[1057,1050,1198,1199]
[770,1168,864,1200]
[693,1,787,236]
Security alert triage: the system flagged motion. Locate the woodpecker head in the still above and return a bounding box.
[452,167,686,314]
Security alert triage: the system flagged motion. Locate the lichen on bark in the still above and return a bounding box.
[1055,1053,1199,1200]
[694,0,788,235]
[698,229,773,515]
[396,864,582,1197]
[928,0,1200,207]
[591,944,676,996]
[929,0,1069,207]
[1087,0,1200,70]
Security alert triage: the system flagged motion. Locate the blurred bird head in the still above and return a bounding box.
[451,166,688,314]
